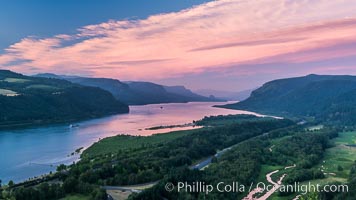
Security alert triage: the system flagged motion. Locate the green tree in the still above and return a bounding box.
[300,192,320,200]
[91,188,107,200]
[57,164,67,172]
[8,180,14,187]
[337,165,344,171]
[63,177,78,193]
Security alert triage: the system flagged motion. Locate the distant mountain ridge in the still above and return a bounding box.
[0,70,129,128]
[195,88,254,101]
[35,73,222,105]
[220,74,356,125]
[163,85,215,101]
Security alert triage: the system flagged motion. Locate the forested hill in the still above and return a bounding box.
[0,70,129,128]
[35,73,222,105]
[219,74,356,125]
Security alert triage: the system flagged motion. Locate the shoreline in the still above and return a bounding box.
[0,110,129,131]
[0,102,250,184]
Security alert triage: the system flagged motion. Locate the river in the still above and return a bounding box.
[0,101,263,183]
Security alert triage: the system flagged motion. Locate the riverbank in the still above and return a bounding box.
[0,111,127,131]
[0,102,245,183]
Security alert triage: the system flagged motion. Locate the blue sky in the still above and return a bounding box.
[0,0,210,51]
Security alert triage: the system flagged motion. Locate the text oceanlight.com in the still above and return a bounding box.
[164,181,349,195]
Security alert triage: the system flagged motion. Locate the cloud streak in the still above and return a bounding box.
[189,37,307,51]
[1,0,356,82]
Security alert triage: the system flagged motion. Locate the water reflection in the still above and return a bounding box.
[0,101,262,183]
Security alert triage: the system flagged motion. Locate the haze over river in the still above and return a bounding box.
[0,101,263,183]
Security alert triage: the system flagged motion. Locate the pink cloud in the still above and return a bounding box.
[1,0,356,80]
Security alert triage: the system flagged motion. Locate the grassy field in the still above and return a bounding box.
[316,131,356,179]
[107,183,157,200]
[59,195,89,200]
[0,88,18,96]
[295,131,356,182]
[306,125,324,131]
[257,165,283,183]
[3,77,30,83]
[83,128,202,157]
[107,190,131,200]
[271,131,356,199]
[196,115,273,126]
[26,84,59,90]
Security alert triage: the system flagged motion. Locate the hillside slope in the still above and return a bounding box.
[36,74,221,105]
[0,70,129,127]
[163,85,215,101]
[220,74,356,124]
[195,88,253,101]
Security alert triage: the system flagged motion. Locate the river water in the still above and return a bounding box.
[0,101,262,183]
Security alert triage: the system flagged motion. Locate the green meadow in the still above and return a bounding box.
[26,84,59,90]
[317,131,356,179]
[83,128,202,157]
[3,77,30,83]
[0,89,18,96]
[60,195,89,200]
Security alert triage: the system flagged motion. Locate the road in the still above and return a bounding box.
[243,164,297,200]
[102,186,142,193]
[105,130,274,199]
[102,181,158,192]
[191,132,270,170]
[190,145,234,170]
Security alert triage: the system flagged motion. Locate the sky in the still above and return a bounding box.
[1,0,356,92]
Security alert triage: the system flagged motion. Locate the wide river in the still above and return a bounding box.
[0,101,262,183]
